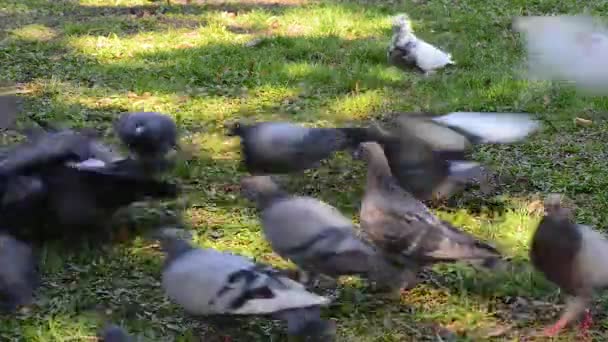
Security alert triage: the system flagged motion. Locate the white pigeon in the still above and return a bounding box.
[513,14,608,94]
[388,14,455,75]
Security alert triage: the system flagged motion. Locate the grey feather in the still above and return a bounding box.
[114,112,178,161]
[240,175,410,289]
[226,121,383,174]
[0,232,38,313]
[153,229,332,339]
[356,142,502,269]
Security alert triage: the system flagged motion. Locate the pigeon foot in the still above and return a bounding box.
[543,318,568,337]
[578,309,593,341]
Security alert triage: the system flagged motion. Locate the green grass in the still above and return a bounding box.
[3,0,608,340]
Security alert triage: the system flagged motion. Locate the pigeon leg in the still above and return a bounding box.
[543,296,588,337]
[578,309,593,340]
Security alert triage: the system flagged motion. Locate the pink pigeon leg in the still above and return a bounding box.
[543,318,569,337]
[578,309,593,340]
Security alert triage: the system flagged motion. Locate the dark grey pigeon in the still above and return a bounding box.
[114,112,178,161]
[240,175,414,291]
[0,129,179,242]
[379,111,541,200]
[0,232,38,313]
[152,227,335,341]
[226,121,384,174]
[98,324,133,342]
[530,194,608,338]
[354,142,504,279]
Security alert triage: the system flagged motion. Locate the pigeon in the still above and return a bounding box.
[0,129,179,242]
[354,142,504,280]
[98,324,133,342]
[379,111,541,200]
[152,227,336,341]
[226,121,383,174]
[513,15,608,95]
[240,175,413,291]
[114,112,178,164]
[529,193,608,338]
[388,14,455,76]
[0,231,38,313]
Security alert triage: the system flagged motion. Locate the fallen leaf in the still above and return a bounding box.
[575,117,592,126]
[245,37,265,47]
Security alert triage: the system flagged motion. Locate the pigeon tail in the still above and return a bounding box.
[431,112,541,144]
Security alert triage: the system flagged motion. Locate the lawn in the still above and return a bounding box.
[2,0,608,340]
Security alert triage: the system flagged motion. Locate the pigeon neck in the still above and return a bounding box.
[256,189,288,210]
[163,239,195,269]
[365,148,394,191]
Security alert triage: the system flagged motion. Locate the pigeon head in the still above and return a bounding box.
[98,324,131,342]
[148,227,195,265]
[240,176,288,209]
[224,121,246,137]
[115,112,178,159]
[543,193,575,220]
[392,14,413,35]
[352,141,385,162]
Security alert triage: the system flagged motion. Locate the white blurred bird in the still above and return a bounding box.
[513,15,608,94]
[388,14,455,76]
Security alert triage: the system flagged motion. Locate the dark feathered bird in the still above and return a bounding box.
[152,227,335,341]
[354,142,504,280]
[530,194,608,338]
[226,121,383,174]
[0,129,179,242]
[114,112,178,162]
[0,231,38,313]
[240,175,414,291]
[379,111,541,200]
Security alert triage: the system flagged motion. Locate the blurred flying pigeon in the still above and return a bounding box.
[513,15,608,94]
[98,324,133,342]
[354,142,504,280]
[530,194,608,338]
[0,231,38,313]
[379,111,541,200]
[152,227,335,341]
[114,112,178,166]
[226,121,384,174]
[388,14,455,75]
[240,175,413,291]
